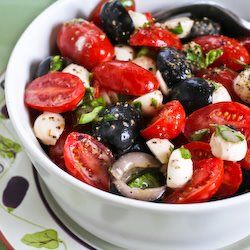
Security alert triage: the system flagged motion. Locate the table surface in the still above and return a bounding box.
[0,0,54,74]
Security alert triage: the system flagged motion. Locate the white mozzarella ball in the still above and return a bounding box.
[233,68,250,104]
[167,148,193,189]
[212,84,232,103]
[132,56,156,73]
[33,112,65,146]
[146,138,174,164]
[156,70,171,96]
[163,17,194,39]
[128,10,149,29]
[114,45,135,61]
[133,90,163,116]
[210,127,247,161]
[63,64,90,87]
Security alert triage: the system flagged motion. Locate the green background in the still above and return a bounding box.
[0,0,54,74]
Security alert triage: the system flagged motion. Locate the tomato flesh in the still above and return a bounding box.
[241,149,250,170]
[184,102,250,141]
[164,158,224,204]
[130,25,182,50]
[92,60,159,96]
[194,35,250,71]
[64,132,114,191]
[185,142,213,161]
[141,100,186,140]
[215,161,242,199]
[25,72,85,113]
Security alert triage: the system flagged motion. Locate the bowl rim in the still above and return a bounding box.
[5,0,250,213]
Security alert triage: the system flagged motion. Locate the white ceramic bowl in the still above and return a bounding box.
[5,0,250,249]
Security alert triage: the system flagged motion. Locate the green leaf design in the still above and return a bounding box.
[0,134,21,159]
[21,229,59,249]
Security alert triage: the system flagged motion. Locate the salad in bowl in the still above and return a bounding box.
[24,0,250,204]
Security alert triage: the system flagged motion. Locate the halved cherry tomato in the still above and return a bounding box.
[194,35,250,71]
[64,132,114,191]
[215,161,242,199]
[57,19,114,70]
[184,102,250,141]
[92,60,159,96]
[25,72,85,113]
[144,12,154,24]
[241,149,250,170]
[89,0,136,27]
[93,80,101,99]
[164,158,224,204]
[196,67,239,101]
[239,37,250,53]
[185,141,213,161]
[130,25,182,50]
[141,100,186,140]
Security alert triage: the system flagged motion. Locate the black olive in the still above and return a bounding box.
[35,55,71,78]
[157,47,192,89]
[168,77,214,114]
[2,176,29,211]
[237,170,250,195]
[92,103,142,151]
[100,0,135,44]
[189,17,221,39]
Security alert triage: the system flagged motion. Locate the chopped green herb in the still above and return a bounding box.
[170,22,183,35]
[150,98,158,108]
[103,114,116,122]
[90,97,105,108]
[205,49,223,67]
[50,56,64,72]
[133,101,142,110]
[215,125,245,143]
[137,47,156,58]
[208,80,220,91]
[78,106,104,125]
[191,128,210,141]
[180,146,191,159]
[88,73,93,83]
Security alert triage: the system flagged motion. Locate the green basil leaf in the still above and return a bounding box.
[132,101,142,110]
[21,229,59,249]
[150,98,158,108]
[190,128,210,141]
[78,106,104,125]
[103,114,116,122]
[185,42,206,69]
[0,134,21,159]
[50,56,64,72]
[215,125,245,143]
[170,22,183,35]
[205,48,223,67]
[180,147,191,159]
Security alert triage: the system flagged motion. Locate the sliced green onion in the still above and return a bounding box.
[78,106,104,125]
[215,125,245,143]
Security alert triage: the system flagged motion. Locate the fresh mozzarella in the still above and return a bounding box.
[114,45,135,61]
[210,126,247,161]
[156,70,171,96]
[146,138,174,164]
[132,56,156,73]
[233,68,250,104]
[167,148,193,189]
[133,90,163,116]
[128,10,149,29]
[63,64,90,87]
[212,84,232,103]
[33,112,65,146]
[163,17,194,39]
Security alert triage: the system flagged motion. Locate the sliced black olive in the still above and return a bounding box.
[157,47,192,89]
[100,0,135,44]
[189,17,221,39]
[168,77,214,114]
[2,176,29,212]
[92,103,142,151]
[35,55,71,78]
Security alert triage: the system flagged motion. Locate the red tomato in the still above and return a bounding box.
[64,132,114,191]
[92,60,159,96]
[92,80,101,99]
[241,149,250,170]
[144,12,154,23]
[141,101,186,140]
[25,72,85,113]
[194,35,250,71]
[130,25,182,50]
[57,19,114,70]
[239,37,250,53]
[89,0,136,26]
[215,161,242,199]
[185,141,213,161]
[184,102,250,141]
[196,67,239,101]
[164,158,224,204]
